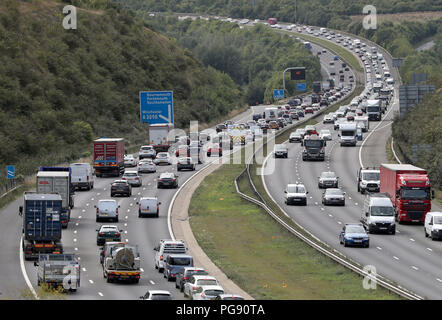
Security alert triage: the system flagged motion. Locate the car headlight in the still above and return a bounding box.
[361,181,367,186]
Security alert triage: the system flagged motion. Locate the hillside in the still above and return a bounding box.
[0,0,242,183]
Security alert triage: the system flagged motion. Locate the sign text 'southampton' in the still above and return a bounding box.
[140,91,174,124]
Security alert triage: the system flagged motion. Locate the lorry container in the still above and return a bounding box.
[20,192,63,260]
[380,164,433,223]
[148,123,174,153]
[36,171,71,228]
[302,135,326,161]
[35,253,80,291]
[102,242,141,283]
[93,138,125,177]
[39,166,74,209]
[366,99,381,121]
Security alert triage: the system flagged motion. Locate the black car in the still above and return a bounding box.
[252,113,262,121]
[175,267,208,292]
[110,180,131,197]
[157,172,178,189]
[216,124,226,133]
[276,118,285,128]
[96,225,122,246]
[177,157,195,171]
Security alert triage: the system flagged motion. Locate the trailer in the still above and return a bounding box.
[35,253,80,292]
[93,138,125,177]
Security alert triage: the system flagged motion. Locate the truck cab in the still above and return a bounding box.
[338,123,357,146]
[361,193,395,234]
[302,135,326,161]
[366,99,381,121]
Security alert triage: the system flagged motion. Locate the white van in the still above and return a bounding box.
[361,193,395,234]
[338,122,357,146]
[137,197,161,218]
[424,212,442,240]
[70,163,94,190]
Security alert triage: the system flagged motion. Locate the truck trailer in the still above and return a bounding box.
[148,123,174,152]
[380,164,433,223]
[35,253,80,292]
[93,138,125,177]
[20,192,63,260]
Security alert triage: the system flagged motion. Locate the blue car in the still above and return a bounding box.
[164,254,194,281]
[339,224,369,248]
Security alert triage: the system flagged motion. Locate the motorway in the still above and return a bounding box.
[262,26,442,299]
[0,31,355,299]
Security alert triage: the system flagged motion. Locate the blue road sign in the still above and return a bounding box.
[140,91,174,124]
[273,89,284,100]
[6,165,14,179]
[297,83,306,91]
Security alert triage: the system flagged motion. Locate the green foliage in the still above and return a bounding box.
[0,0,242,185]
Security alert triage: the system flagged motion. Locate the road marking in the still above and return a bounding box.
[74,230,77,234]
[437,278,442,283]
[143,187,146,190]
[427,248,433,252]
[355,203,358,206]
[320,207,325,211]
[376,246,382,250]
[126,239,129,242]
[78,216,82,219]
[73,238,77,242]
[314,202,318,205]
[328,214,333,217]
[97,193,101,196]
[137,192,141,195]
[19,236,39,299]
[393,256,399,260]
[104,188,106,191]
[411,266,419,271]
[124,231,128,234]
[82,209,85,212]
[91,198,94,201]
[76,223,79,226]
[125,216,128,219]
[89,279,94,284]
[74,247,78,251]
[130,203,133,206]
[410,238,415,242]
[127,209,130,212]
[124,223,127,226]
[140,268,144,272]
[337,221,342,225]
[77,257,81,260]
[348,197,352,200]
[82,268,86,272]
[98,292,104,297]
[150,280,155,285]
[133,198,137,201]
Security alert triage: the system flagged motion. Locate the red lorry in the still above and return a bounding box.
[93,138,125,177]
[268,18,277,25]
[380,164,434,223]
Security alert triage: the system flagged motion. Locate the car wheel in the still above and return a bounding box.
[343,241,348,247]
[425,229,428,237]
[115,217,119,222]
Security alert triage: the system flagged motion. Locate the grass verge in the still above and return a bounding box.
[189,164,401,299]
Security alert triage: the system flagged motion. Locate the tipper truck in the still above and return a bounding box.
[102,242,141,283]
[36,171,71,228]
[380,164,434,223]
[148,124,174,152]
[93,138,125,177]
[34,253,80,292]
[20,192,63,260]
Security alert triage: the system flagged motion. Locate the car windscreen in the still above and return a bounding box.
[275,145,286,151]
[124,173,137,177]
[151,294,172,300]
[204,290,224,296]
[363,172,380,180]
[113,182,127,186]
[434,216,442,224]
[341,130,355,136]
[367,106,379,112]
[186,270,208,277]
[371,206,394,216]
[346,226,365,234]
[321,172,336,178]
[304,140,323,148]
[326,190,342,195]
[197,279,218,286]
[287,186,305,193]
[98,201,117,210]
[157,153,168,157]
[170,257,192,266]
[220,297,245,300]
[141,147,152,150]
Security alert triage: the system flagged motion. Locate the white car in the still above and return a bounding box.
[124,154,137,167]
[139,145,156,159]
[184,275,220,298]
[138,159,156,173]
[284,184,308,206]
[153,152,172,165]
[192,285,225,300]
[424,212,442,240]
[122,170,142,187]
[139,290,172,300]
[319,129,332,141]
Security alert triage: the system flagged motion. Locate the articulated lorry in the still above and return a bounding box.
[36,171,71,228]
[39,166,74,209]
[35,253,80,292]
[380,164,434,223]
[93,138,125,177]
[302,135,326,161]
[148,123,174,152]
[102,242,141,283]
[20,192,63,260]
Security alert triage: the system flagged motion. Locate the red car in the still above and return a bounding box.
[207,143,222,157]
[305,107,314,114]
[356,109,363,116]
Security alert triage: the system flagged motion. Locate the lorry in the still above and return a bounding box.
[34,253,80,291]
[39,166,74,210]
[20,192,63,260]
[36,171,71,228]
[366,99,381,121]
[302,135,326,161]
[313,82,321,94]
[93,138,125,177]
[102,242,141,283]
[148,123,174,152]
[353,39,361,48]
[380,164,434,223]
[338,122,357,146]
[268,18,277,25]
[263,107,278,122]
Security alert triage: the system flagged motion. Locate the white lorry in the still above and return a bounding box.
[148,123,174,152]
[338,122,357,146]
[355,116,369,132]
[264,107,278,122]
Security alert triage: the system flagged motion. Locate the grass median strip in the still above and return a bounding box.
[189,164,401,299]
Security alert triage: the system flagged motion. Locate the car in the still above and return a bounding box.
[95,199,120,222]
[154,239,187,272]
[305,107,314,114]
[284,184,308,205]
[110,180,131,197]
[183,275,220,298]
[157,172,178,189]
[318,171,339,188]
[192,285,225,300]
[121,170,142,187]
[175,145,190,158]
[269,121,279,130]
[177,157,196,171]
[175,267,208,292]
[96,225,122,246]
[215,294,245,300]
[334,118,347,131]
[164,254,194,281]
[274,144,288,158]
[323,114,334,124]
[296,128,306,138]
[282,114,292,124]
[124,154,137,167]
[207,143,222,157]
[424,212,442,240]
[290,111,299,120]
[276,118,285,128]
[346,112,356,121]
[322,188,346,206]
[137,197,161,218]
[138,145,156,159]
[138,159,156,173]
[154,152,172,165]
[319,129,332,141]
[339,224,369,248]
[140,290,172,300]
[289,132,302,143]
[216,123,227,133]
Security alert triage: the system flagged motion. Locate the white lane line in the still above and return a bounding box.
[127,209,130,212]
[82,268,86,272]
[314,202,318,205]
[411,266,419,271]
[393,256,399,260]
[89,279,94,284]
[98,292,104,297]
[91,198,94,201]
[427,248,433,252]
[320,207,325,211]
[125,239,129,242]
[74,230,77,234]
[86,203,89,206]
[73,238,77,242]
[78,216,82,219]
[355,203,358,206]
[143,187,146,190]
[138,192,141,195]
[130,203,133,206]
[410,238,415,242]
[97,193,101,196]
[337,221,342,225]
[82,209,85,212]
[348,197,352,200]
[19,236,39,299]
[140,268,144,272]
[77,257,81,260]
[124,223,128,226]
[133,198,137,201]
[74,248,78,251]
[75,223,79,226]
[376,246,382,250]
[124,231,128,234]
[125,216,128,219]
[149,280,155,285]
[437,278,442,283]
[328,214,333,217]
[104,188,106,191]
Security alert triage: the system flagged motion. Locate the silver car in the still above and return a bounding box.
[154,152,172,165]
[318,171,339,188]
[322,188,346,206]
[319,129,332,141]
[122,170,142,187]
[138,159,156,173]
[139,145,156,159]
[192,285,225,300]
[95,199,120,222]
